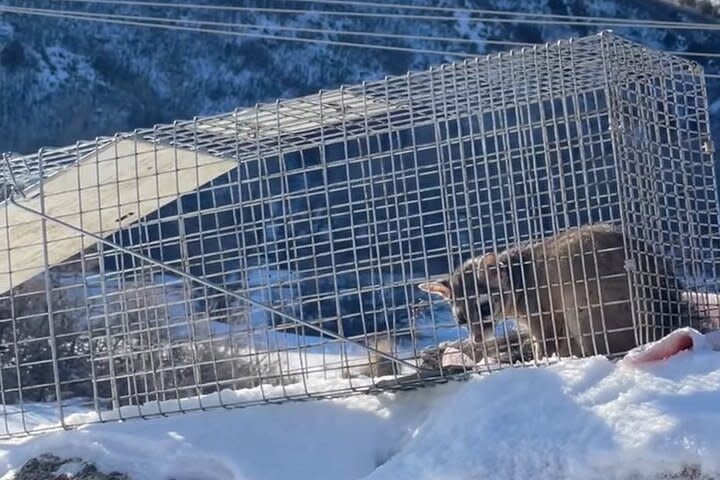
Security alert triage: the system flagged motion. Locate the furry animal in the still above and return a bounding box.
[419,223,683,360]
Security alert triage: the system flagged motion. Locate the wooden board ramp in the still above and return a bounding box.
[0,139,237,295]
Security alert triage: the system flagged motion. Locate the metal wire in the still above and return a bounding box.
[5,3,720,78]
[44,0,720,30]
[7,190,426,373]
[0,32,716,438]
[0,3,493,49]
[0,4,466,57]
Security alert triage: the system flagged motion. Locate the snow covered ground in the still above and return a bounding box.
[1,332,720,480]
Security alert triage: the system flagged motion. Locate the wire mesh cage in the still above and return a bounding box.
[0,31,717,437]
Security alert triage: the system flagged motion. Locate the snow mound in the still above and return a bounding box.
[1,333,720,480]
[370,350,720,480]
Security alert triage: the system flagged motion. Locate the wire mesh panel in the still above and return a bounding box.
[603,38,720,344]
[0,32,717,437]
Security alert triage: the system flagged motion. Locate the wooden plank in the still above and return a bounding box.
[0,139,237,295]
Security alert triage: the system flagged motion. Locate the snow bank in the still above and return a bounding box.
[2,333,720,480]
[0,382,445,480]
[370,349,720,480]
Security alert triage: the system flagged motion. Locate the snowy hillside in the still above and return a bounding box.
[1,0,720,155]
[1,335,720,480]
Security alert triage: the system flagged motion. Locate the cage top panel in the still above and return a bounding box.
[1,32,703,194]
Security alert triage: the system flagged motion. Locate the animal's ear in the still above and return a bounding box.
[418,279,451,300]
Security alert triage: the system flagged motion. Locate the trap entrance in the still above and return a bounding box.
[0,32,717,438]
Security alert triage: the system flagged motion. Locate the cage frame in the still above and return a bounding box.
[0,31,717,437]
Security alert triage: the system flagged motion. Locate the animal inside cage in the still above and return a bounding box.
[0,31,718,437]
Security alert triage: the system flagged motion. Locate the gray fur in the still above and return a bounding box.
[422,223,683,360]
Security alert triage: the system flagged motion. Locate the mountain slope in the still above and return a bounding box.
[0,0,719,154]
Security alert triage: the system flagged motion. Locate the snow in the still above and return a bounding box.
[710,96,720,116]
[1,330,720,480]
[452,10,488,54]
[371,350,720,480]
[0,379,439,480]
[0,22,14,42]
[34,46,98,96]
